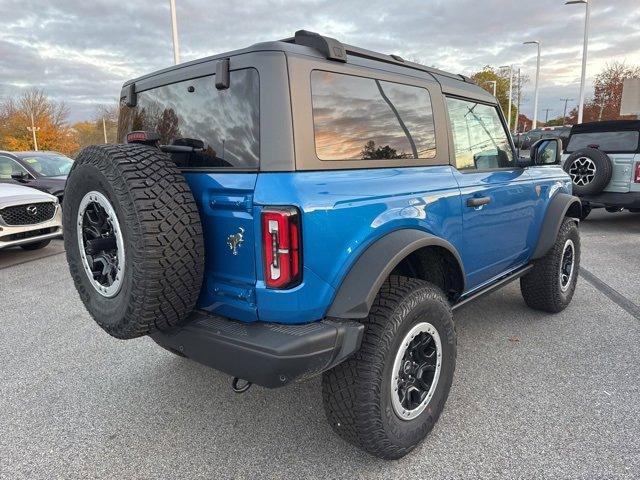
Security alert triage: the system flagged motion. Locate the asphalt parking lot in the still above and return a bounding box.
[1,210,639,479]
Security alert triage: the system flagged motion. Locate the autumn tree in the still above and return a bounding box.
[569,62,640,123]
[0,89,78,155]
[72,104,119,153]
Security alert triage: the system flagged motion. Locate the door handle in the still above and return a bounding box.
[467,196,491,207]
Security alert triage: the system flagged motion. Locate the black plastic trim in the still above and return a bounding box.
[452,264,533,311]
[532,193,581,259]
[293,30,347,62]
[151,311,364,388]
[580,191,640,209]
[327,229,465,319]
[124,83,136,107]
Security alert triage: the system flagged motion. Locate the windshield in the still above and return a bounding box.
[18,153,73,177]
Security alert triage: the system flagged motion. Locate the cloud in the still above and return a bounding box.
[1,0,638,122]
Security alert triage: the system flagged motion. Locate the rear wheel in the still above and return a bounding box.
[322,276,456,459]
[63,144,204,339]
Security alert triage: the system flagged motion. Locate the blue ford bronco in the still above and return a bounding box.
[63,31,582,459]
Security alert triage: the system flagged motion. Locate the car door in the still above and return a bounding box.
[445,97,537,289]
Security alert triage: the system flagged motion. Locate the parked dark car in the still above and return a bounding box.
[0,151,72,203]
[520,126,571,150]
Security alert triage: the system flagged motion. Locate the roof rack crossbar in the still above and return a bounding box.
[292,30,347,63]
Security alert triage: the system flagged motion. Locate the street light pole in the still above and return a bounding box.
[505,65,514,131]
[102,117,108,144]
[561,98,574,124]
[524,41,541,129]
[486,80,497,97]
[543,108,552,124]
[516,68,522,131]
[169,0,180,65]
[27,112,40,151]
[507,65,513,130]
[566,0,590,124]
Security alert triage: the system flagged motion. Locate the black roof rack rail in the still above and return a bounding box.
[283,30,471,83]
[287,30,347,62]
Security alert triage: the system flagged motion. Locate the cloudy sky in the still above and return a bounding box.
[1,0,638,123]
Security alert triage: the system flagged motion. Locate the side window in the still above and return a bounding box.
[118,68,260,169]
[446,97,514,170]
[0,157,28,179]
[311,71,436,161]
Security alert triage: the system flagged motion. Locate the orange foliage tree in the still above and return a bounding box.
[0,89,78,155]
[569,62,640,123]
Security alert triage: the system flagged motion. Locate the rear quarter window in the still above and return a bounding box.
[310,71,436,161]
[566,131,640,153]
[118,68,259,169]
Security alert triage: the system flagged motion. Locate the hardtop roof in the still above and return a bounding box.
[122,31,474,90]
[570,120,640,134]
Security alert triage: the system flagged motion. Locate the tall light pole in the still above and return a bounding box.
[169,0,180,64]
[102,117,108,144]
[561,97,574,124]
[500,65,514,131]
[566,0,590,124]
[516,68,522,131]
[543,108,553,124]
[524,41,541,129]
[27,112,40,151]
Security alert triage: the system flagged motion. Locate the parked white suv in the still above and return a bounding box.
[562,120,640,219]
[0,184,62,250]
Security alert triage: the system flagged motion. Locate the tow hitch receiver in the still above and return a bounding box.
[232,377,252,394]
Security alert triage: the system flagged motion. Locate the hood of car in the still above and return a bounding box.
[0,183,57,208]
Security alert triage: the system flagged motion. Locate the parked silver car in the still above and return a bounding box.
[0,184,62,250]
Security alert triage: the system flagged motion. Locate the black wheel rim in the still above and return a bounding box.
[560,239,575,292]
[391,322,442,420]
[77,191,125,297]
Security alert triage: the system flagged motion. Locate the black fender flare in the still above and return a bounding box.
[531,193,581,259]
[326,229,465,319]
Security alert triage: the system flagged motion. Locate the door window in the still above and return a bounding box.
[446,97,514,170]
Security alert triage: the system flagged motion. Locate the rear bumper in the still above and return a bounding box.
[150,311,364,388]
[580,191,640,209]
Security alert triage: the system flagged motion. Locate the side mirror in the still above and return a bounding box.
[11,171,29,181]
[530,138,561,166]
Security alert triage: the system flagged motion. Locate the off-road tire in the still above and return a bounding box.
[20,239,51,250]
[322,276,456,460]
[63,144,204,339]
[563,148,612,196]
[520,218,580,313]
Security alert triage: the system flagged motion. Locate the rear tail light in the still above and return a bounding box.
[261,207,301,289]
[635,162,640,183]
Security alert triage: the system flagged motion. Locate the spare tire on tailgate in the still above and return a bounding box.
[563,147,612,196]
[63,144,204,339]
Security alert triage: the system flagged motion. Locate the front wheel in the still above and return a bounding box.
[322,276,456,459]
[520,218,580,313]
